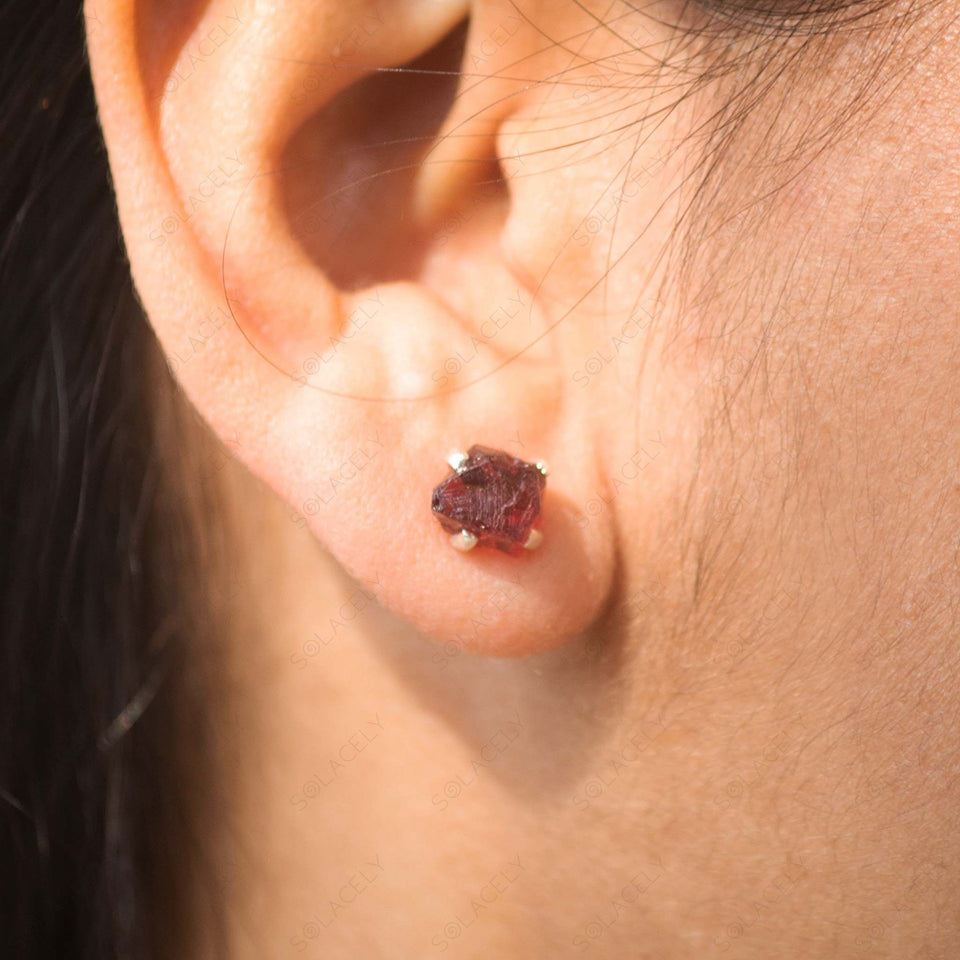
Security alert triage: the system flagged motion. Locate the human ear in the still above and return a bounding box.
[84,0,626,657]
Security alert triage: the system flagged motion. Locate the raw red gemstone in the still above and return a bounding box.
[431,445,546,554]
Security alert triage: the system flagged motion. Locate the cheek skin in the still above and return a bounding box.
[661,26,960,686]
[535,23,960,956]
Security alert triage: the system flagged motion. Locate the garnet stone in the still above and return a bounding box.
[431,445,547,554]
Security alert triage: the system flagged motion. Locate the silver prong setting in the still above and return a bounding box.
[535,460,550,478]
[450,529,479,552]
[447,451,469,472]
[523,528,544,551]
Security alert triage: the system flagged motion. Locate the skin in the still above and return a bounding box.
[85,0,959,956]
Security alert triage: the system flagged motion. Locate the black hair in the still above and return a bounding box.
[0,2,224,956]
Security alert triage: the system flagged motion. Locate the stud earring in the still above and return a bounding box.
[431,445,548,555]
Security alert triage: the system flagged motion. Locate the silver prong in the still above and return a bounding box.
[447,451,469,472]
[535,460,550,477]
[523,528,543,551]
[450,530,478,552]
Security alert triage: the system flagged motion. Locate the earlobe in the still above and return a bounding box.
[84,0,619,657]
